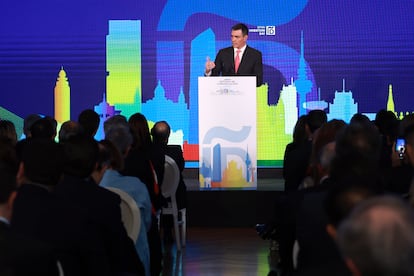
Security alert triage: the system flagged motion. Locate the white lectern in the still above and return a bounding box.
[198,76,257,190]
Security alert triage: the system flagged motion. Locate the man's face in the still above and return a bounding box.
[231,29,247,49]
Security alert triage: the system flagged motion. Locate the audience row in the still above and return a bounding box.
[0,110,187,276]
[264,109,414,276]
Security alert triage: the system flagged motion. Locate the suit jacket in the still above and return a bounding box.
[54,174,144,276]
[295,182,351,276]
[212,45,263,87]
[11,183,109,276]
[0,220,59,276]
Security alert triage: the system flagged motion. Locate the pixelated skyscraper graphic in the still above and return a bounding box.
[142,81,189,143]
[295,31,312,116]
[94,93,121,140]
[327,79,358,123]
[106,20,142,119]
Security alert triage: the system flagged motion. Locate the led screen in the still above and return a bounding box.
[0,0,413,168]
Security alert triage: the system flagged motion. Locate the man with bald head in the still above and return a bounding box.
[151,121,187,243]
[336,196,414,276]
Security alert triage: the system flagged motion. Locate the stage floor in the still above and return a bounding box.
[183,167,285,191]
[182,168,285,227]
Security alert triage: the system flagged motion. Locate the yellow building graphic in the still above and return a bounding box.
[54,66,71,123]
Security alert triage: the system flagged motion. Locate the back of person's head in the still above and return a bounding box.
[98,140,124,171]
[128,112,152,150]
[292,115,309,144]
[21,139,64,186]
[331,121,381,185]
[0,120,17,145]
[403,124,414,167]
[337,195,414,276]
[58,120,81,143]
[78,109,100,138]
[151,120,171,145]
[62,135,99,178]
[23,114,41,138]
[399,113,414,137]
[30,117,57,140]
[375,109,398,136]
[104,124,133,157]
[306,109,327,134]
[231,23,249,36]
[350,113,371,126]
[307,119,346,184]
[103,115,128,135]
[312,119,346,162]
[324,178,377,228]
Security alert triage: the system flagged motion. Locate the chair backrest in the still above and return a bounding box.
[106,187,141,243]
[161,155,180,198]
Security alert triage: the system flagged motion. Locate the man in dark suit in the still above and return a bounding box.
[151,121,187,243]
[205,23,263,87]
[55,135,144,275]
[0,140,59,276]
[10,138,108,276]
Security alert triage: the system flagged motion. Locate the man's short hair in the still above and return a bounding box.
[306,110,327,134]
[232,23,249,36]
[78,109,100,138]
[105,124,133,157]
[62,135,99,178]
[30,117,56,140]
[23,114,41,137]
[103,115,128,136]
[337,196,414,276]
[58,120,81,143]
[21,139,64,186]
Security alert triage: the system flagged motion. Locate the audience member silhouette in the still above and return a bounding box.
[0,140,60,276]
[124,113,163,211]
[54,135,144,275]
[269,110,327,275]
[123,112,163,276]
[0,120,17,145]
[301,119,346,189]
[22,113,41,139]
[78,109,100,139]
[58,120,81,143]
[151,121,188,243]
[104,114,129,134]
[294,120,350,276]
[102,126,152,276]
[30,116,57,140]
[337,196,414,276]
[403,124,414,205]
[10,138,107,276]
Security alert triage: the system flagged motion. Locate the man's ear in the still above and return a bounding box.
[344,258,362,276]
[326,224,337,240]
[7,191,17,209]
[16,163,25,186]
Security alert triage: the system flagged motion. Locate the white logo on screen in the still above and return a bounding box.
[266,26,276,36]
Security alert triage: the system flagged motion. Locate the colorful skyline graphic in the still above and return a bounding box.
[1,1,412,170]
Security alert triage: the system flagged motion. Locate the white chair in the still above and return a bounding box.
[161,155,187,250]
[106,187,141,243]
